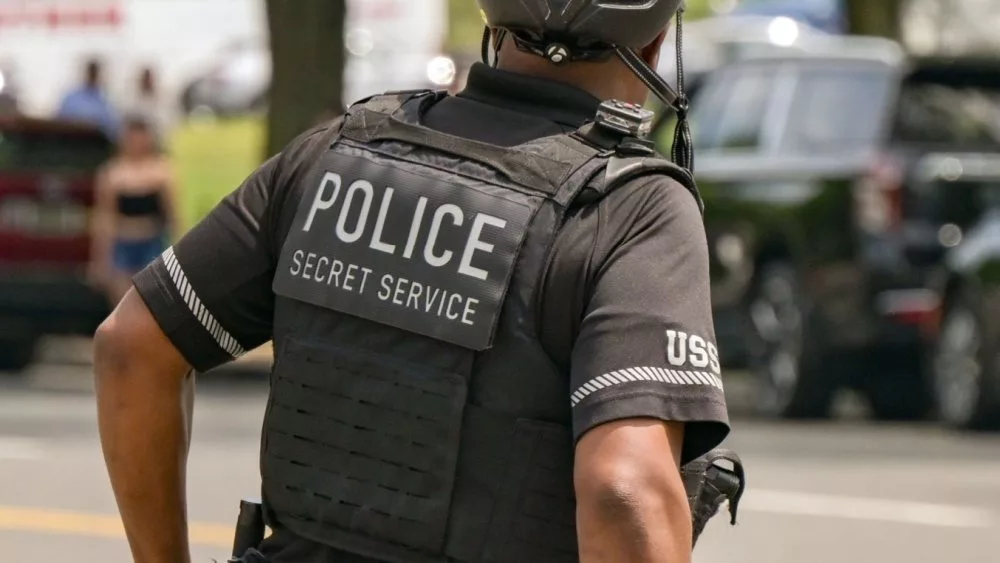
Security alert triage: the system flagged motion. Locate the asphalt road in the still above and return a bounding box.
[2,349,1000,562]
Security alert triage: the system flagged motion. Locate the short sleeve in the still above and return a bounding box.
[132,124,335,373]
[569,176,730,464]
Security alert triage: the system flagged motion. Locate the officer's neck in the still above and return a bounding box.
[496,44,645,105]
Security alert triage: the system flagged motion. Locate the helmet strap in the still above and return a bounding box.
[481,26,491,65]
[480,27,507,68]
[614,7,693,172]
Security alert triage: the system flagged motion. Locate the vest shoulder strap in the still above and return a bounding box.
[603,154,705,215]
[569,118,705,215]
[346,88,440,117]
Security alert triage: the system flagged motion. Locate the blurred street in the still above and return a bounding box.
[0,340,998,562]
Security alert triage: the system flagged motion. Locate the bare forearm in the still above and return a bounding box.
[577,490,693,563]
[574,420,693,563]
[95,329,193,563]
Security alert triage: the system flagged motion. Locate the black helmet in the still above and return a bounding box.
[476,0,694,171]
[476,0,684,51]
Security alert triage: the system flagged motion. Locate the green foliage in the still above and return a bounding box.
[169,118,265,230]
[684,0,715,20]
[447,0,485,52]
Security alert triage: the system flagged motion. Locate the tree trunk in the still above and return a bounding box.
[844,0,905,40]
[265,0,346,158]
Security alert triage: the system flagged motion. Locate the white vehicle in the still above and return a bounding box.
[658,14,832,87]
[181,0,455,118]
[0,0,449,119]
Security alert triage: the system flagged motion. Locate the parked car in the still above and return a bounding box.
[651,14,831,130]
[728,0,846,34]
[919,154,1000,429]
[0,117,113,372]
[679,40,1000,420]
[180,39,458,119]
[180,39,269,118]
[657,14,832,82]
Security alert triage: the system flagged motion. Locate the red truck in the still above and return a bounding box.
[0,116,114,372]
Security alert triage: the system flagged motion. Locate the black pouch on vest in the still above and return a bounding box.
[478,419,578,563]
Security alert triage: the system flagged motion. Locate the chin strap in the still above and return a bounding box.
[481,26,507,68]
[615,7,693,172]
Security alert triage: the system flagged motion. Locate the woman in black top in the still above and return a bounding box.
[88,115,178,305]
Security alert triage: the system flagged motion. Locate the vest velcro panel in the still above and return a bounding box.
[263,338,467,557]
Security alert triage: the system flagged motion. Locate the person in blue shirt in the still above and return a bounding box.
[56,58,120,138]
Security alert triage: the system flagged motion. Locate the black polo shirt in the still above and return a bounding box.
[134,63,730,563]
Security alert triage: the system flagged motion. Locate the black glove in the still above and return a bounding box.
[680,448,746,546]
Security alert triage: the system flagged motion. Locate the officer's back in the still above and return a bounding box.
[93,2,733,563]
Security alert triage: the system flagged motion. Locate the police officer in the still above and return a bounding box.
[95,1,740,562]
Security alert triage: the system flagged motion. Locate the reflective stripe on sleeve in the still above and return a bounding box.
[161,247,247,359]
[570,366,723,407]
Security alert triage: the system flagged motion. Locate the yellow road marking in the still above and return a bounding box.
[0,505,234,547]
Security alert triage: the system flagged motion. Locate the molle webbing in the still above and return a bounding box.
[263,340,579,563]
[263,340,467,560]
[446,410,578,563]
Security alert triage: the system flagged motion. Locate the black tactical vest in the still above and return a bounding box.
[263,90,702,563]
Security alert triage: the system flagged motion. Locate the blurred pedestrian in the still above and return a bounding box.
[56,58,120,138]
[128,65,170,137]
[0,58,20,115]
[88,115,178,306]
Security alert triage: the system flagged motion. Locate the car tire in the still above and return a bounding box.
[0,337,37,374]
[931,291,1000,430]
[747,263,836,419]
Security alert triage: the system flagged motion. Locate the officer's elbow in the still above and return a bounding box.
[94,313,130,381]
[93,289,189,385]
[575,456,688,524]
[575,458,693,561]
[574,421,693,560]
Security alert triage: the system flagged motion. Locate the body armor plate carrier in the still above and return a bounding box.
[262,90,736,563]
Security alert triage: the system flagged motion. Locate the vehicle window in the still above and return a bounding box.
[691,67,775,153]
[891,83,1000,147]
[914,178,1000,228]
[779,66,894,154]
[689,71,732,150]
[0,131,113,172]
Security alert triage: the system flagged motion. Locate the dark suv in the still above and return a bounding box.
[919,153,1000,430]
[0,117,114,371]
[679,41,1000,420]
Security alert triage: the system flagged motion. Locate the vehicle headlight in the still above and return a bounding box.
[346,29,374,58]
[767,17,800,47]
[426,56,456,87]
[715,234,745,267]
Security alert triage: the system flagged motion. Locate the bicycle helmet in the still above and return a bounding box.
[476,0,694,171]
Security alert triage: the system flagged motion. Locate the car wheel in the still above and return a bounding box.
[932,294,1000,429]
[0,337,37,373]
[747,263,835,419]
